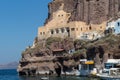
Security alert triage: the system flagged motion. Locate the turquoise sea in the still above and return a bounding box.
[0,69,101,80]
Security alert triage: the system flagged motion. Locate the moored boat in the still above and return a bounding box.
[41,77,49,80]
[97,68,120,80]
[96,59,120,80]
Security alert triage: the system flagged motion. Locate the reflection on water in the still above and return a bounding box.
[0,69,100,80]
[0,69,117,80]
[19,76,100,80]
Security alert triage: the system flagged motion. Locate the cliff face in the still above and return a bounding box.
[18,0,120,76]
[18,35,120,76]
[45,0,120,24]
[18,38,81,76]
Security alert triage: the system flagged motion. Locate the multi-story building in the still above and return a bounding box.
[38,0,120,40]
[38,3,106,40]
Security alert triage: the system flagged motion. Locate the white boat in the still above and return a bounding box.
[41,77,49,80]
[96,59,120,80]
[97,68,120,80]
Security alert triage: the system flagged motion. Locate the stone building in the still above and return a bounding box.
[38,0,120,40]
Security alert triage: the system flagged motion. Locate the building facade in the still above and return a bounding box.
[38,3,106,40]
[107,18,120,34]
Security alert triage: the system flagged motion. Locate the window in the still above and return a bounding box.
[89,26,92,30]
[66,27,70,32]
[51,30,54,34]
[118,22,120,26]
[56,29,59,33]
[76,28,78,31]
[67,14,70,16]
[61,28,64,33]
[40,32,42,35]
[71,28,75,31]
[43,32,45,35]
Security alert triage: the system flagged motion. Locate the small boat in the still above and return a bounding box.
[97,68,120,80]
[96,59,120,80]
[41,77,49,80]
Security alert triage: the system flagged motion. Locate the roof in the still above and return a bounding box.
[106,59,120,64]
[52,49,64,52]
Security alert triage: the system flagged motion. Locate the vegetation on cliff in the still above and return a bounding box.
[19,34,120,76]
[22,34,120,59]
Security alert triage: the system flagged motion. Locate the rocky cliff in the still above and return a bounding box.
[45,0,120,24]
[18,37,80,76]
[18,35,120,76]
[18,0,120,76]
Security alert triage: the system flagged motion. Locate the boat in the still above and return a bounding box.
[41,77,49,80]
[97,68,120,79]
[96,59,120,80]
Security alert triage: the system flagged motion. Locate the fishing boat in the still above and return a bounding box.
[97,68,120,79]
[96,59,120,80]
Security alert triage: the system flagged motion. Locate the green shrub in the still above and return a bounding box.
[46,37,62,46]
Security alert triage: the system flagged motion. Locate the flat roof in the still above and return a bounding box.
[106,59,120,63]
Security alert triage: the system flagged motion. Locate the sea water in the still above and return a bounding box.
[0,69,100,80]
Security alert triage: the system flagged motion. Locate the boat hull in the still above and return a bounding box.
[97,74,120,80]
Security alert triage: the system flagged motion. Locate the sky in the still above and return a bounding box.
[0,0,52,64]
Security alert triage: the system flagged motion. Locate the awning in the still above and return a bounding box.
[85,61,94,64]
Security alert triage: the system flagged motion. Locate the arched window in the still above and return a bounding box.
[56,29,59,33]
[40,32,42,35]
[43,32,45,35]
[51,30,54,34]
[81,28,82,31]
[61,28,64,33]
[66,27,70,33]
[89,26,92,30]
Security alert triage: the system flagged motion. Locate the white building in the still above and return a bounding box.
[107,18,120,34]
